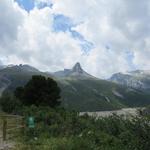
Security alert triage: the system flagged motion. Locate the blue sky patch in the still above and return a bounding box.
[53,14,94,53]
[80,41,94,54]
[15,0,53,12]
[15,0,34,12]
[71,30,84,41]
[36,1,53,9]
[53,14,74,32]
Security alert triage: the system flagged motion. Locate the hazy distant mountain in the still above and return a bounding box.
[53,62,95,79]
[109,70,150,91]
[0,64,39,72]
[0,64,150,111]
[7,64,40,73]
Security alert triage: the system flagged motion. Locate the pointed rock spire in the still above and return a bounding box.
[53,62,95,79]
[72,62,83,73]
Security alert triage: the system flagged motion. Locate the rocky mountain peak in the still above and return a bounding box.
[72,62,83,73]
[53,62,95,79]
[3,64,40,73]
[109,70,150,91]
[18,64,39,72]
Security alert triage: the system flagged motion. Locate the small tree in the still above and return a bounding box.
[15,75,61,107]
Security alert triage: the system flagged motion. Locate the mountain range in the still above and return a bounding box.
[109,70,150,92]
[0,63,150,111]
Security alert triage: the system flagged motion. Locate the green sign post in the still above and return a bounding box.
[28,116,35,128]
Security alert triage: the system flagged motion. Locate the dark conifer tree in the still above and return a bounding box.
[15,75,61,107]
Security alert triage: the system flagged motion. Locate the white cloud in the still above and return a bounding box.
[0,1,83,72]
[0,0,26,51]
[52,0,150,77]
[0,0,150,78]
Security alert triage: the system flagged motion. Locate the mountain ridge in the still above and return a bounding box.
[53,62,96,79]
[109,70,150,91]
[0,63,150,111]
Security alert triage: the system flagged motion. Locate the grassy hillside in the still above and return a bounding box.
[1,67,150,111]
[58,78,150,111]
[58,78,124,111]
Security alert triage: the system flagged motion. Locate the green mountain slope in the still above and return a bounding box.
[0,64,150,111]
[57,78,150,111]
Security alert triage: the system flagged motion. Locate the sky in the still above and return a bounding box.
[0,0,150,78]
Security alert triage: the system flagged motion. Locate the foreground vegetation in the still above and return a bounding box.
[10,106,149,150]
[0,75,150,150]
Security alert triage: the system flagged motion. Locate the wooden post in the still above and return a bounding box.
[3,117,7,141]
[21,117,25,135]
